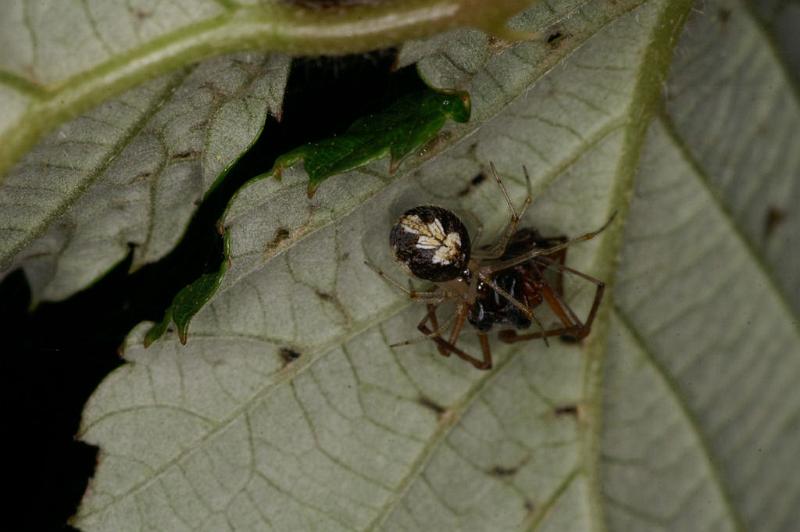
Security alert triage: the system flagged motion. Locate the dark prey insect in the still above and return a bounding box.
[368,164,614,370]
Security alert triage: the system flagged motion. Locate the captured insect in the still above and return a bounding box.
[367,164,614,370]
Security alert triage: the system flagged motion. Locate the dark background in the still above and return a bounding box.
[1,49,420,531]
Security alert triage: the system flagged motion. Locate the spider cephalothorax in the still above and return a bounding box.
[369,164,614,370]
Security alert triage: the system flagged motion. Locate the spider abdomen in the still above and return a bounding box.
[390,205,471,282]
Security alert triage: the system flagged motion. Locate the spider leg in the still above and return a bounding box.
[425,303,454,356]
[364,261,442,300]
[497,282,583,343]
[476,333,493,370]
[540,257,606,340]
[485,212,616,274]
[536,237,568,295]
[475,164,534,260]
[391,304,452,354]
[448,302,468,346]
[499,257,605,343]
[418,304,492,370]
[533,261,582,327]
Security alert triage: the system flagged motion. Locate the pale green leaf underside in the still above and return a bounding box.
[601,1,800,529]
[605,118,800,531]
[751,0,800,81]
[664,0,800,314]
[75,1,697,530]
[0,53,289,302]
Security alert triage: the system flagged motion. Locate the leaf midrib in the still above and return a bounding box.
[577,2,698,532]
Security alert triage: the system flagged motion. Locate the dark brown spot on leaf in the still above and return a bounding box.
[487,35,514,53]
[490,465,518,477]
[315,290,334,302]
[171,150,199,161]
[764,206,786,239]
[471,173,487,186]
[131,8,153,20]
[280,347,302,364]
[265,227,291,253]
[559,333,579,344]
[417,395,446,416]
[458,173,487,197]
[554,404,578,417]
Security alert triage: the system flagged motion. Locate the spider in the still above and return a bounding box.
[368,164,614,370]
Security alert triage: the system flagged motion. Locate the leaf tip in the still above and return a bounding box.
[306,181,319,198]
[143,311,171,348]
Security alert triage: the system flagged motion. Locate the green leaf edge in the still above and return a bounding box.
[144,231,231,347]
[274,88,471,197]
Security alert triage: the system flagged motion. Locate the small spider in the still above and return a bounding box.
[368,164,614,370]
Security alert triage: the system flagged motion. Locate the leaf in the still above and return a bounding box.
[147,0,651,348]
[145,86,471,346]
[663,0,800,314]
[751,0,800,80]
[0,0,536,181]
[145,266,230,349]
[274,88,471,197]
[0,53,289,303]
[74,1,704,530]
[602,1,800,529]
[603,118,800,530]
